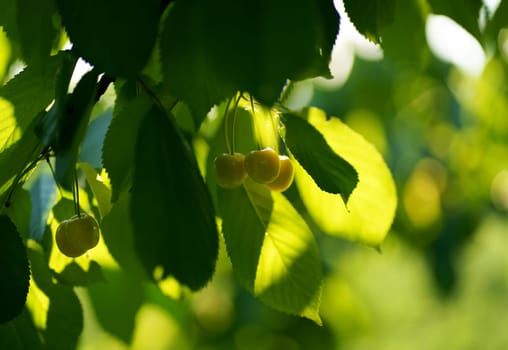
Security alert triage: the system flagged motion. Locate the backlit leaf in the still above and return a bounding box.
[131,107,219,290]
[294,108,396,247]
[218,179,322,324]
[79,162,111,219]
[27,244,83,349]
[0,53,62,150]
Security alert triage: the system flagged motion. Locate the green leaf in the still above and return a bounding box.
[16,0,58,66]
[427,0,482,41]
[0,307,43,350]
[55,0,162,77]
[293,108,397,247]
[79,162,111,219]
[0,0,18,43]
[4,188,32,240]
[54,69,99,189]
[160,0,339,123]
[0,126,42,204]
[52,260,104,286]
[343,0,396,43]
[44,286,83,350]
[218,179,322,324]
[87,268,143,343]
[131,107,219,290]
[27,171,57,241]
[0,216,30,323]
[284,112,358,203]
[0,53,62,150]
[101,196,146,279]
[27,244,83,350]
[102,94,152,202]
[379,0,430,69]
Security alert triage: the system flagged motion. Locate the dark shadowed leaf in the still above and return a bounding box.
[343,0,396,43]
[379,0,430,69]
[87,268,143,343]
[52,260,104,286]
[131,107,219,290]
[55,0,162,77]
[54,70,99,190]
[102,94,152,202]
[160,0,339,124]
[218,179,322,324]
[101,195,146,279]
[427,0,482,41]
[16,0,58,66]
[0,216,30,324]
[0,307,43,350]
[284,112,358,203]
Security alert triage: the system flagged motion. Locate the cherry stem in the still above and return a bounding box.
[249,95,261,150]
[45,156,65,199]
[223,96,234,154]
[74,169,81,217]
[231,94,242,154]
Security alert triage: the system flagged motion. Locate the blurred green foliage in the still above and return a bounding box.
[1,0,508,349]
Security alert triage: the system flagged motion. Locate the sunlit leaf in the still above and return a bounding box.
[102,94,152,202]
[218,179,322,324]
[27,244,83,349]
[161,0,339,124]
[5,188,32,240]
[79,162,111,219]
[131,107,219,290]
[0,216,30,324]
[0,53,62,150]
[294,108,396,247]
[284,112,358,203]
[55,0,162,77]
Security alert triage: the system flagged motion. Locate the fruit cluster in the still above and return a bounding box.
[55,214,100,257]
[214,147,294,191]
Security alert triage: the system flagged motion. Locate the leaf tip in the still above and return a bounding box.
[302,309,323,326]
